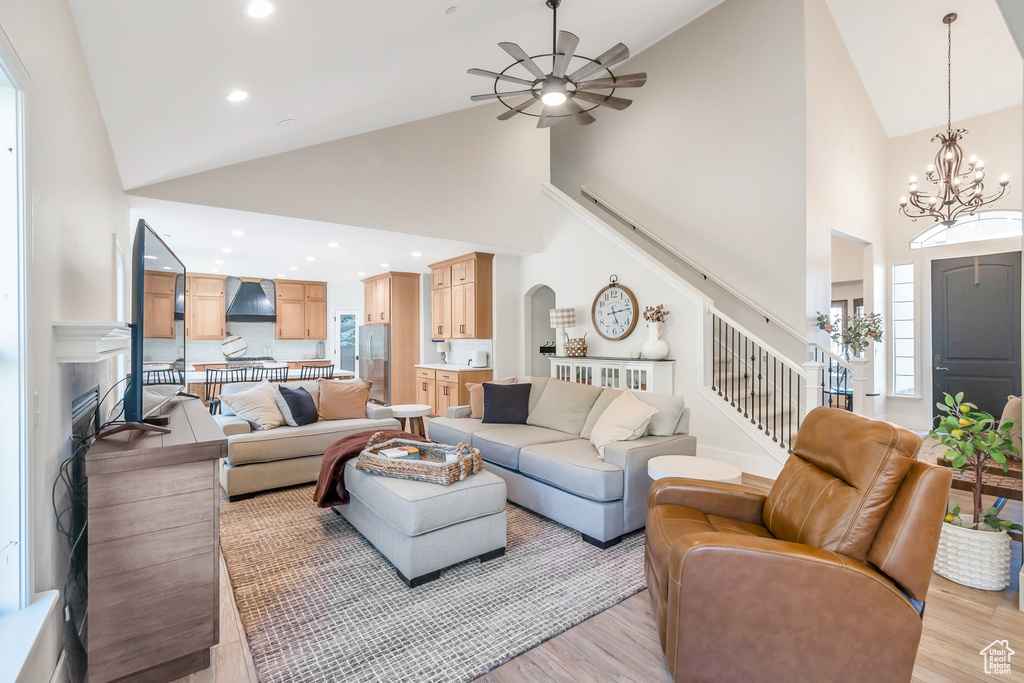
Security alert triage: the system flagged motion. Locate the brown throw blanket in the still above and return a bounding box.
[313,429,428,508]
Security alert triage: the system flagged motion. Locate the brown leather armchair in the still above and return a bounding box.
[645,407,952,683]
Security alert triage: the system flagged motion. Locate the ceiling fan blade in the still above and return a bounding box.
[576,72,647,91]
[572,90,632,111]
[564,98,597,126]
[568,43,630,83]
[498,97,540,121]
[552,31,580,78]
[498,42,549,80]
[537,106,556,128]
[470,89,534,102]
[467,68,536,87]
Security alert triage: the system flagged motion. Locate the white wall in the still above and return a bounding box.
[831,234,866,284]
[884,106,1023,429]
[0,0,129,673]
[521,190,785,478]
[127,103,551,253]
[551,0,809,334]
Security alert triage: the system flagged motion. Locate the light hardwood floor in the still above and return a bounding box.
[180,474,1024,682]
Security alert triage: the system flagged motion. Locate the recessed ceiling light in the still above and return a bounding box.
[231,230,245,237]
[306,256,316,261]
[357,271,366,276]
[289,266,298,271]
[411,252,422,257]
[380,263,389,268]
[162,266,173,270]
[245,0,274,19]
[275,118,296,127]
[277,273,286,278]
[445,6,458,14]
[221,247,233,253]
[226,90,249,103]
[327,242,340,248]
[144,255,157,260]
[214,260,225,265]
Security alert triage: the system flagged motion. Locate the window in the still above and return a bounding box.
[829,300,847,357]
[892,263,916,396]
[910,210,1022,249]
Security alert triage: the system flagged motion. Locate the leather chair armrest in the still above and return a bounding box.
[648,478,767,525]
[663,532,922,682]
[365,404,393,420]
[446,405,472,419]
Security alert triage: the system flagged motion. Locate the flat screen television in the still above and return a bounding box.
[124,219,187,424]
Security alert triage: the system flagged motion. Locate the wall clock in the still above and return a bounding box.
[591,275,639,341]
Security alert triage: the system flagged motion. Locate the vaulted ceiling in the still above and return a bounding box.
[68,0,724,189]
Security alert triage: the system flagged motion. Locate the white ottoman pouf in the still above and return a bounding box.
[339,460,507,586]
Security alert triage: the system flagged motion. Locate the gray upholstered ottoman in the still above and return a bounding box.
[338,460,507,586]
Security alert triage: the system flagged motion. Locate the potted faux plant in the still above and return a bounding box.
[930,392,1021,590]
[815,311,884,359]
[642,305,669,360]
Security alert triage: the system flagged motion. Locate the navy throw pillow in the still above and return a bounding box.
[482,382,531,424]
[277,385,318,426]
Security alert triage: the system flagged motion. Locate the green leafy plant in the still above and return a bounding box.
[815,311,883,358]
[931,392,1022,533]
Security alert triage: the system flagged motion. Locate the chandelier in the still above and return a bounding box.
[899,13,1010,224]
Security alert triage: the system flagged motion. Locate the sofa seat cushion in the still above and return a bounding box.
[471,426,577,470]
[226,417,400,466]
[646,504,772,602]
[344,460,507,536]
[427,417,496,447]
[519,440,624,502]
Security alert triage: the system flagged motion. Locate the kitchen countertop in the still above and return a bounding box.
[415,364,492,371]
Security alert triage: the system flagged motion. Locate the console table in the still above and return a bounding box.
[550,356,674,394]
[85,397,226,682]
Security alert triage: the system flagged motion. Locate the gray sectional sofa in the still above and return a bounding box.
[213,380,400,500]
[428,376,696,547]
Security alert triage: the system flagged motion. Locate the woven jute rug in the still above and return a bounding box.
[220,484,646,683]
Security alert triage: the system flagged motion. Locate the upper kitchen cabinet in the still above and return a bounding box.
[185,274,226,340]
[143,271,176,339]
[427,253,493,340]
[363,273,400,324]
[274,279,328,340]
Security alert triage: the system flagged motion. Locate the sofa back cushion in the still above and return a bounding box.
[580,389,623,439]
[634,392,687,436]
[527,380,603,435]
[762,407,919,562]
[518,376,551,413]
[589,389,659,457]
[317,379,371,421]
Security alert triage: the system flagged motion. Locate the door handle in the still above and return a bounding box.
[936,366,950,371]
[935,354,949,371]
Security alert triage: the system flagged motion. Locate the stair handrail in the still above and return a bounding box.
[808,342,855,372]
[580,186,809,345]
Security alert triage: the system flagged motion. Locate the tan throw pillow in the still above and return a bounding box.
[219,380,284,430]
[1001,395,1022,460]
[466,377,517,419]
[589,389,659,459]
[318,379,371,421]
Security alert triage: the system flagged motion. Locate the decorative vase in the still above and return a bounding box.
[933,516,1011,590]
[642,323,669,360]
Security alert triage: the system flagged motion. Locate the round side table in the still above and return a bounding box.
[647,455,743,485]
[390,404,432,437]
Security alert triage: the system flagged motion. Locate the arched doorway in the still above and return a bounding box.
[524,285,556,376]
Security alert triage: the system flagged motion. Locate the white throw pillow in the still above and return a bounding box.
[589,389,659,459]
[219,380,284,430]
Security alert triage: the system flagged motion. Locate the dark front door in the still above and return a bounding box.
[932,251,1021,416]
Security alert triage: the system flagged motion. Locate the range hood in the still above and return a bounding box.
[226,280,276,323]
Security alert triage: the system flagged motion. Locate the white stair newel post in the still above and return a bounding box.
[802,361,825,417]
[850,358,870,416]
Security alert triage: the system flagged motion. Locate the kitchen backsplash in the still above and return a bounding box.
[145,321,326,363]
[447,339,492,367]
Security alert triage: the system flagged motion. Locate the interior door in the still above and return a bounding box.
[932,251,1021,416]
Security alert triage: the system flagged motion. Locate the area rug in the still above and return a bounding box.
[220,484,646,683]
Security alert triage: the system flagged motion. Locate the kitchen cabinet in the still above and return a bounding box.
[185,274,226,341]
[414,366,493,417]
[426,253,493,340]
[431,287,451,340]
[274,279,328,340]
[362,277,391,324]
[143,272,176,339]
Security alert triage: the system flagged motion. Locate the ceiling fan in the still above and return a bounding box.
[467,0,647,127]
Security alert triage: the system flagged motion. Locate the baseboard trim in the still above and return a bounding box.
[699,444,783,480]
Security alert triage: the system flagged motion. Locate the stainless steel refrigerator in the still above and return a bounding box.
[359,324,390,404]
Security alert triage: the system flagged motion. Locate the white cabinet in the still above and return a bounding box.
[549,358,674,394]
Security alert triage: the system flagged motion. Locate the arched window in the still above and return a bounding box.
[910,210,1022,249]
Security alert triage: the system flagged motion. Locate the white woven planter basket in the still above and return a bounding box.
[933,516,1011,591]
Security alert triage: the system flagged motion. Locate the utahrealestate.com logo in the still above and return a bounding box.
[980,640,1015,675]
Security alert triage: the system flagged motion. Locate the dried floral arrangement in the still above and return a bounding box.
[643,305,669,324]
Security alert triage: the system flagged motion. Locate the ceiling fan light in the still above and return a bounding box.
[541,91,567,106]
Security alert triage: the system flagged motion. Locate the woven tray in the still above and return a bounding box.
[355,431,483,485]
